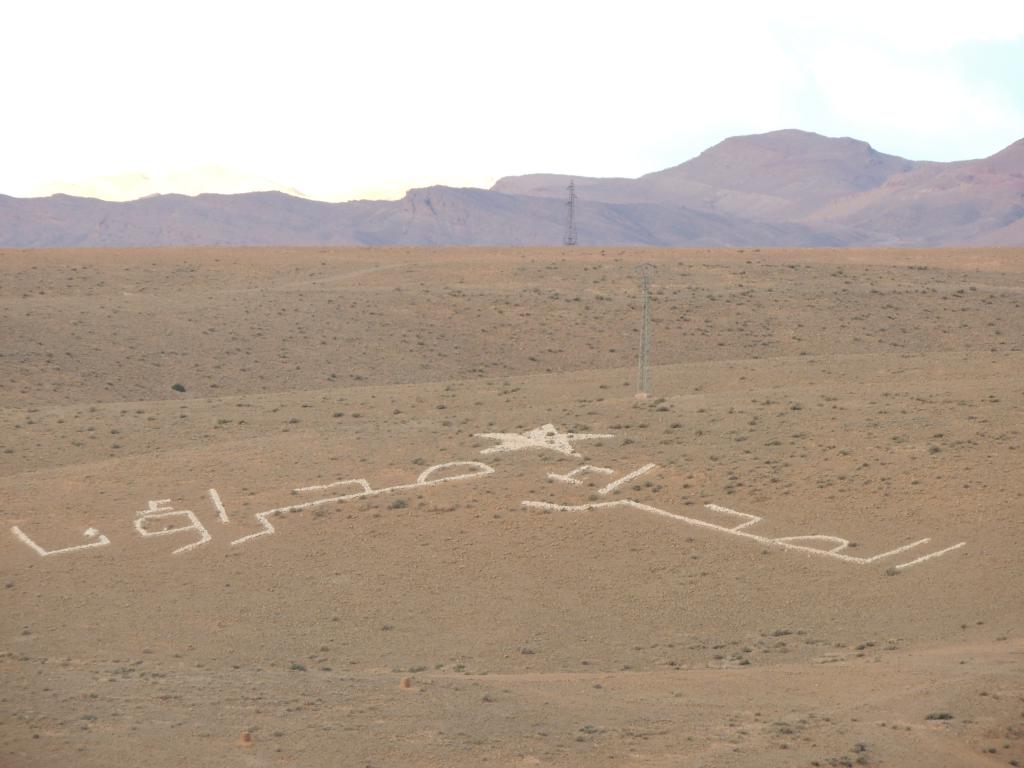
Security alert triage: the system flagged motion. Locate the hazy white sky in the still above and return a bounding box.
[3,0,1023,201]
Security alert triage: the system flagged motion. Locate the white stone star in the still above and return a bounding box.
[474,423,613,457]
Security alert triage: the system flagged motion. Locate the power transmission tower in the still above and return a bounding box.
[636,263,654,398]
[563,180,578,246]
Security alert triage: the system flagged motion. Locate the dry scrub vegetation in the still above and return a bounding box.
[1,246,1022,768]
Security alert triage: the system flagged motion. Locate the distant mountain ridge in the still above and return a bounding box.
[30,165,307,202]
[492,129,920,220]
[2,130,1022,247]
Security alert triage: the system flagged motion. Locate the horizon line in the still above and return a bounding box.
[5,127,1021,205]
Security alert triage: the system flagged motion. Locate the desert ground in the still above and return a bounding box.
[1,246,1022,768]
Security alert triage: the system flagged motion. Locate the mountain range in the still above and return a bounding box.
[3,129,1022,247]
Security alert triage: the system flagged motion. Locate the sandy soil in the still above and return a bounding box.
[2,246,1022,767]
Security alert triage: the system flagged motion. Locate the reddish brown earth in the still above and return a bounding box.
[1,246,1023,767]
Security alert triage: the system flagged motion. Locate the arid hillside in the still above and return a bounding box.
[1,246,1023,768]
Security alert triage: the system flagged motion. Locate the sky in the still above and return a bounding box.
[2,0,1023,202]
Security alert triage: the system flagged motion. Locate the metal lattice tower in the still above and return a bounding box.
[563,180,578,246]
[636,263,654,397]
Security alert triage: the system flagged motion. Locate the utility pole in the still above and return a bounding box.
[636,263,654,398]
[563,180,578,246]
